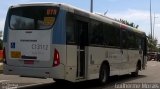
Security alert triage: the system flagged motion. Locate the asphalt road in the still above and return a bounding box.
[0,61,160,89]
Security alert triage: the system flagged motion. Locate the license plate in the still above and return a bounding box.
[24,60,34,64]
[11,51,21,58]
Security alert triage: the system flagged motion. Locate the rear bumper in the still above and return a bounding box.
[3,64,64,79]
[3,64,52,78]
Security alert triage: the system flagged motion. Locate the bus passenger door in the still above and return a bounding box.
[76,20,88,79]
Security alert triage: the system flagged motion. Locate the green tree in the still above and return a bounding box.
[147,34,158,52]
[115,19,139,28]
[157,44,160,52]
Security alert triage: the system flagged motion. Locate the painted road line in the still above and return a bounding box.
[150,64,156,67]
[0,80,10,83]
[17,83,49,89]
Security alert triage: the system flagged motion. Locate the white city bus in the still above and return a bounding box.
[3,3,147,84]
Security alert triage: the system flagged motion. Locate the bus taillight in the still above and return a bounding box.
[53,49,60,67]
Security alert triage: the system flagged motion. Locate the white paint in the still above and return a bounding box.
[0,80,10,83]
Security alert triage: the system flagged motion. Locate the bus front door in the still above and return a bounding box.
[76,20,88,79]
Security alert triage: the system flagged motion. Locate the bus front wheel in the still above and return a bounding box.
[98,64,109,85]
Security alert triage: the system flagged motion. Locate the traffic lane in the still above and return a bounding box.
[0,74,54,89]
[2,61,159,89]
[0,74,53,83]
[17,74,146,89]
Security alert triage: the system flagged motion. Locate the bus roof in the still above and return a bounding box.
[10,2,146,36]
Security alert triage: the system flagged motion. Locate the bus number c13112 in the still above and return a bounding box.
[32,44,48,50]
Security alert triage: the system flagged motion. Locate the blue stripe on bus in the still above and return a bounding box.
[52,10,66,44]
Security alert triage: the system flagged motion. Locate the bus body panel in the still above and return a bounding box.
[4,5,67,80]
[128,50,141,72]
[66,45,77,66]
[87,47,123,79]
[3,64,51,78]
[4,63,65,79]
[64,66,77,82]
[4,44,66,79]
[119,49,129,75]
[64,45,77,82]
[7,29,52,67]
[87,47,143,78]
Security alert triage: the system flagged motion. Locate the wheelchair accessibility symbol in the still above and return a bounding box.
[11,42,15,48]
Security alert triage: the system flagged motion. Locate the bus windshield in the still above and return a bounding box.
[9,6,59,30]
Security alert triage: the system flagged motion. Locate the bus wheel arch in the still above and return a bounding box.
[98,61,110,85]
[131,60,141,77]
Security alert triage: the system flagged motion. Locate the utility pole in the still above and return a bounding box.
[150,0,152,39]
[90,0,93,13]
[153,13,158,39]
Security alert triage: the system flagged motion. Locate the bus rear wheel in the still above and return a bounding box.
[98,64,109,85]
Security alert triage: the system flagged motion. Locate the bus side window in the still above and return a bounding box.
[89,20,103,46]
[121,30,128,49]
[66,13,75,44]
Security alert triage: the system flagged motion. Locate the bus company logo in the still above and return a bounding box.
[11,42,15,48]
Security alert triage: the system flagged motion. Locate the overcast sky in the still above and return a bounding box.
[0,0,160,43]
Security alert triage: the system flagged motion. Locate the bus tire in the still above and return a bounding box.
[98,63,109,85]
[131,61,141,77]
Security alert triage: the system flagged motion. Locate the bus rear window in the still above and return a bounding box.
[9,6,59,30]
